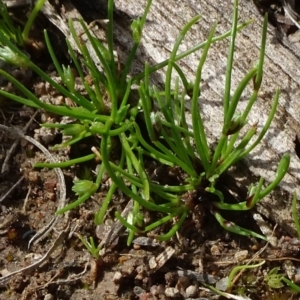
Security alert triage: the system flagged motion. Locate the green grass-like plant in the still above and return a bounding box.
[0,0,290,247]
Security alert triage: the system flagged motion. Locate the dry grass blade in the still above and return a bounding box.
[0,175,24,203]
[1,110,38,173]
[42,260,89,288]
[0,224,70,286]
[283,0,300,28]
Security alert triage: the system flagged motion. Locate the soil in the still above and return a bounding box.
[1,1,300,300]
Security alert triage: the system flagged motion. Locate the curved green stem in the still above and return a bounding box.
[241,89,280,157]
[258,153,290,200]
[120,132,150,200]
[115,211,142,233]
[144,211,182,232]
[34,154,96,168]
[223,0,239,116]
[165,15,201,112]
[155,211,188,241]
[292,191,300,238]
[192,23,218,172]
[22,0,47,42]
[227,260,265,290]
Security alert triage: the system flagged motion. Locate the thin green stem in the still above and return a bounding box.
[65,38,104,112]
[90,121,133,136]
[223,67,257,134]
[160,128,196,177]
[139,64,156,140]
[115,212,142,233]
[0,69,107,121]
[213,210,267,240]
[95,183,117,225]
[254,13,268,91]
[257,153,290,200]
[179,93,197,162]
[107,0,117,79]
[120,0,153,87]
[241,89,280,157]
[44,31,63,79]
[215,126,257,175]
[292,192,300,238]
[34,154,96,168]
[165,15,201,112]
[22,0,47,42]
[207,134,227,177]
[120,132,150,200]
[160,120,193,137]
[172,63,190,94]
[144,211,180,232]
[155,211,188,241]
[227,261,265,290]
[192,23,218,172]
[223,0,239,116]
[56,192,91,214]
[126,153,140,245]
[78,20,118,118]
[282,277,300,292]
[214,178,264,210]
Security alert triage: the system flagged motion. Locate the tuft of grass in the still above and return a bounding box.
[0,0,290,248]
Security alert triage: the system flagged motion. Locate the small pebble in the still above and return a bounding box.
[234,250,248,261]
[133,286,145,296]
[44,294,54,300]
[165,287,180,298]
[149,256,157,269]
[28,171,39,183]
[283,260,296,280]
[112,271,122,283]
[186,285,197,298]
[215,276,228,291]
[294,273,300,283]
[135,265,146,280]
[133,237,160,247]
[150,284,165,296]
[175,276,190,292]
[210,244,220,255]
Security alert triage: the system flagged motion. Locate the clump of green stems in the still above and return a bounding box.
[0,0,290,246]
